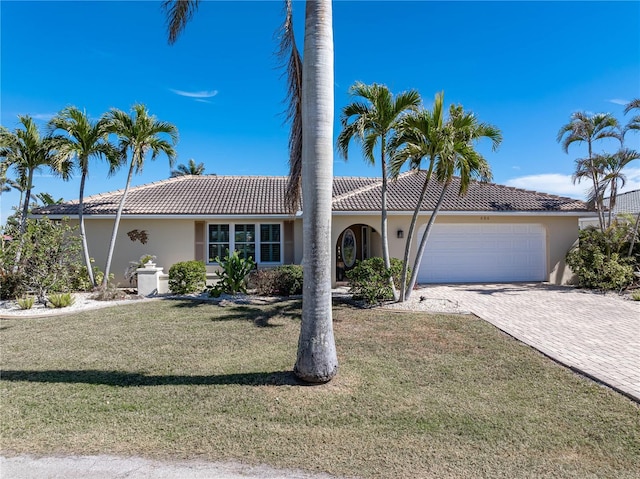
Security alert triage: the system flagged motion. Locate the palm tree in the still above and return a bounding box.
[0,116,70,268]
[557,112,620,232]
[170,158,206,177]
[624,98,640,115]
[163,0,338,383]
[602,149,640,227]
[33,192,64,206]
[49,106,119,287]
[582,149,640,230]
[389,92,447,301]
[0,116,70,234]
[393,102,501,299]
[337,82,421,300]
[623,99,640,256]
[102,104,178,288]
[0,160,10,194]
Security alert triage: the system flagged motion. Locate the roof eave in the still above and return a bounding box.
[330,210,594,217]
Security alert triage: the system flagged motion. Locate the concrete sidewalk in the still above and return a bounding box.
[426,283,640,401]
[0,455,342,479]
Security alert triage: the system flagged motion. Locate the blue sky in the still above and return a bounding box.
[1,1,639,224]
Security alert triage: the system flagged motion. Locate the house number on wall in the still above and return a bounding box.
[480,216,491,221]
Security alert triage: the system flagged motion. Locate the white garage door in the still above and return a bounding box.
[417,223,546,283]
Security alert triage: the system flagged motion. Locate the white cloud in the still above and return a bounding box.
[170,89,218,99]
[608,98,629,106]
[31,113,56,121]
[506,167,640,200]
[506,173,588,199]
[619,167,640,194]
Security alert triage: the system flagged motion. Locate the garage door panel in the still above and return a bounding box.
[417,223,546,283]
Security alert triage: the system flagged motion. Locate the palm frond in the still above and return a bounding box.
[163,0,200,45]
[624,98,640,115]
[276,0,303,213]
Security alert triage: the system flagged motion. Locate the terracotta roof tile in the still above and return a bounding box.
[34,172,590,216]
[332,171,590,212]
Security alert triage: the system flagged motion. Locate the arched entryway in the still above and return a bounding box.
[336,224,380,281]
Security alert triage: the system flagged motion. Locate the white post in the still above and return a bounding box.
[136,264,164,297]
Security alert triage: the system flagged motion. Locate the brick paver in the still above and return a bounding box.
[425,284,640,401]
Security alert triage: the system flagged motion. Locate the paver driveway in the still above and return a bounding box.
[425,283,640,401]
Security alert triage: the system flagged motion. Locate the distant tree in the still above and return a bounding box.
[102,104,178,287]
[337,82,420,300]
[557,112,620,232]
[33,192,64,206]
[49,106,119,286]
[170,158,206,177]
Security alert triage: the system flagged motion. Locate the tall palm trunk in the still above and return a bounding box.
[379,144,398,301]
[628,212,640,258]
[78,166,96,286]
[102,158,136,288]
[294,0,338,383]
[586,142,606,232]
[405,181,450,299]
[398,172,430,302]
[19,169,34,235]
[13,169,35,269]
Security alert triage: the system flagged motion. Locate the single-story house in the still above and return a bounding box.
[33,171,592,286]
[579,189,640,229]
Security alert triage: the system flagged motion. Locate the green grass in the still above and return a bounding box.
[1,299,639,478]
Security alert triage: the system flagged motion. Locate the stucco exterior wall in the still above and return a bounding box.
[78,212,579,287]
[83,217,300,284]
[83,218,196,285]
[331,213,580,286]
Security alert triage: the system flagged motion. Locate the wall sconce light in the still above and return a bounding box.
[397,229,404,239]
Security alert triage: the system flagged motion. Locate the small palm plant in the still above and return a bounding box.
[208,250,256,297]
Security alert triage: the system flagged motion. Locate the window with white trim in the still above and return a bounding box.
[207,223,282,264]
[208,224,229,261]
[260,224,281,263]
[234,224,256,260]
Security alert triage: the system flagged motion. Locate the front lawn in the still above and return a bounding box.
[1,299,638,478]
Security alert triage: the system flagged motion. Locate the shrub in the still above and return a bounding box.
[68,260,106,292]
[0,217,83,301]
[168,260,206,295]
[47,292,75,308]
[566,227,635,291]
[0,270,26,300]
[208,250,255,297]
[16,295,35,310]
[346,257,409,305]
[92,283,127,301]
[631,290,640,301]
[251,265,303,296]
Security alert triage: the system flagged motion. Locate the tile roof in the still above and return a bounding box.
[333,171,590,213]
[35,176,295,216]
[603,189,640,215]
[34,172,590,217]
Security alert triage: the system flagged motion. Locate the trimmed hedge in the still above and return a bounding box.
[251,265,303,296]
[168,260,206,294]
